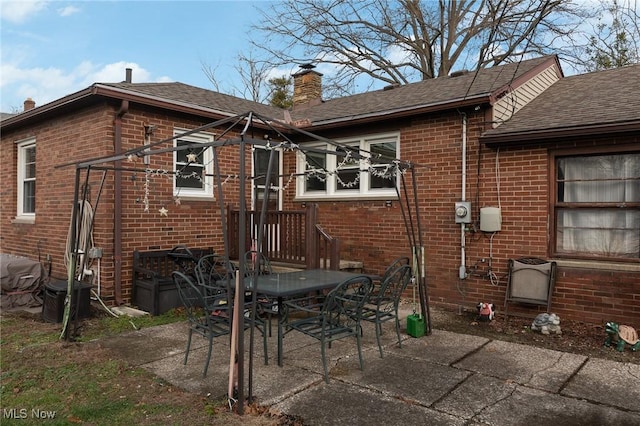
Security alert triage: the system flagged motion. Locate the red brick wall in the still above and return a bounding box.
[110,106,246,303]
[1,104,114,281]
[1,103,247,306]
[303,110,640,327]
[3,102,637,327]
[552,267,639,325]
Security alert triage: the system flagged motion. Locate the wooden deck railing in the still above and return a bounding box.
[309,224,341,270]
[227,203,341,270]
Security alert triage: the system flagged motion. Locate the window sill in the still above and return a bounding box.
[11,217,35,225]
[295,195,399,203]
[552,259,640,273]
[173,196,215,202]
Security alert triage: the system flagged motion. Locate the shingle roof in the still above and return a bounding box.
[289,56,557,125]
[1,55,558,131]
[99,81,283,119]
[99,56,557,126]
[482,63,640,142]
[0,112,17,121]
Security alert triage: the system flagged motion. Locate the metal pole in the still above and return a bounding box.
[410,166,431,334]
[235,132,247,414]
[61,167,82,340]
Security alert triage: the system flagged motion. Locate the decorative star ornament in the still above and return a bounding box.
[159,206,168,217]
[173,197,181,206]
[186,152,198,163]
[127,154,136,162]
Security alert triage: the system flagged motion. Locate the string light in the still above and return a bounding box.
[131,138,406,214]
[301,150,401,187]
[143,169,150,212]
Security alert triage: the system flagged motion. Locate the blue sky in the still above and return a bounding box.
[1,1,625,114]
[0,0,277,113]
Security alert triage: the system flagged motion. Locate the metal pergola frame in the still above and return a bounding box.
[59,111,430,414]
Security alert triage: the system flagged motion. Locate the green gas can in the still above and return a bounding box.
[406,313,425,338]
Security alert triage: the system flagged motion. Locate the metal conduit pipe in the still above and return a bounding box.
[459,112,468,280]
[113,99,129,305]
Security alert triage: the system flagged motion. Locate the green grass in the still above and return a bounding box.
[75,308,188,341]
[0,309,235,426]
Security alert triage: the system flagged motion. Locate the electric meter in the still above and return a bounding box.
[454,201,471,223]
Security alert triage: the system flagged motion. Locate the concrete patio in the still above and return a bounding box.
[97,308,640,425]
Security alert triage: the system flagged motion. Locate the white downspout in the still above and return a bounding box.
[459,113,468,280]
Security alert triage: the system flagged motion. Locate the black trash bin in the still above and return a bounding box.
[42,279,92,323]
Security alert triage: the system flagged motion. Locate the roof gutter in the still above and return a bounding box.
[482,120,640,148]
[91,84,237,119]
[0,88,95,130]
[304,94,489,131]
[90,85,276,132]
[1,83,252,131]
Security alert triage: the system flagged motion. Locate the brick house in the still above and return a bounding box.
[479,64,640,324]
[1,55,638,326]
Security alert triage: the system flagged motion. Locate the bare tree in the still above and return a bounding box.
[235,50,273,102]
[200,60,222,92]
[250,0,591,96]
[201,50,273,102]
[581,0,639,71]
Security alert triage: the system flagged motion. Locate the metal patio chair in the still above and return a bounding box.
[195,254,235,298]
[284,275,373,383]
[172,270,232,377]
[243,250,282,336]
[380,257,410,282]
[504,257,557,318]
[167,245,203,278]
[173,270,269,375]
[361,264,413,357]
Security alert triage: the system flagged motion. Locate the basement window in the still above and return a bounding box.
[552,150,640,261]
[173,129,214,198]
[296,133,399,199]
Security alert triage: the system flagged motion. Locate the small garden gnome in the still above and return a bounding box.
[477,302,495,321]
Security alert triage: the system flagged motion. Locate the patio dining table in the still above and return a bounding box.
[247,269,375,366]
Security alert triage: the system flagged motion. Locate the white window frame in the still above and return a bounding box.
[252,145,283,211]
[16,137,36,218]
[173,129,214,199]
[296,132,400,200]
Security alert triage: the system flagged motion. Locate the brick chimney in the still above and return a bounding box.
[23,98,35,111]
[292,64,322,106]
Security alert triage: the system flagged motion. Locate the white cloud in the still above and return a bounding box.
[57,5,79,17]
[91,61,151,84]
[1,60,173,111]
[88,61,172,84]
[0,0,49,24]
[264,65,297,81]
